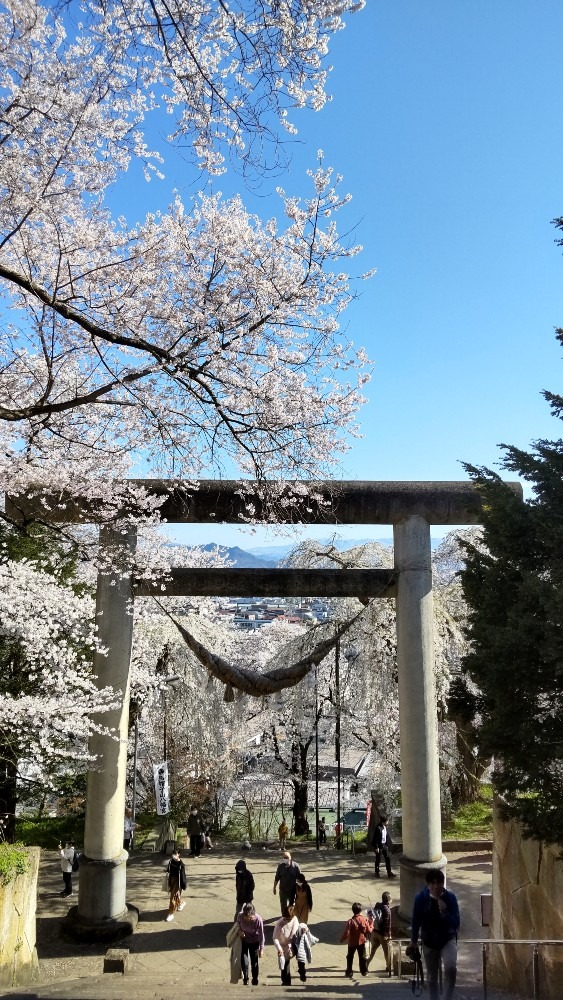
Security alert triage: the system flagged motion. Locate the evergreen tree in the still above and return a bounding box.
[452,330,563,844]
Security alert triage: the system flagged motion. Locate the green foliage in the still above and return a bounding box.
[1,521,83,589]
[123,813,162,850]
[15,815,85,849]
[0,843,30,885]
[442,786,493,840]
[455,332,563,845]
[221,812,249,841]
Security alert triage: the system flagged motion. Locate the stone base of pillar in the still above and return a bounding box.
[62,903,139,944]
[396,852,448,925]
[63,851,138,942]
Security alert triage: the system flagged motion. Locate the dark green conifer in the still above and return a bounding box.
[452,329,563,845]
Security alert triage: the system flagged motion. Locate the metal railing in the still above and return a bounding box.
[336,825,365,853]
[391,938,563,1000]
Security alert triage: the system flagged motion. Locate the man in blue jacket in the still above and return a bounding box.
[410,869,460,1000]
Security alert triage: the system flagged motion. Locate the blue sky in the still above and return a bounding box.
[158,1,563,549]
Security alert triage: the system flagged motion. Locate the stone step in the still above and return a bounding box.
[0,973,515,1000]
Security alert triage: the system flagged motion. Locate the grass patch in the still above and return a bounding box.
[131,813,167,849]
[15,815,85,850]
[0,843,30,885]
[15,811,162,851]
[443,785,493,839]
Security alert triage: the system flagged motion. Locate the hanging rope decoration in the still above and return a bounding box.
[154,600,367,698]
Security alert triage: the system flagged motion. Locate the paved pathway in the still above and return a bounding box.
[1,843,526,1000]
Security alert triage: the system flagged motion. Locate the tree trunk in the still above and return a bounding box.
[449,714,489,805]
[291,742,310,836]
[0,751,18,842]
[292,779,309,835]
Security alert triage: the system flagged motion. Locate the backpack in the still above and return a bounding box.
[372,903,384,934]
[71,851,80,873]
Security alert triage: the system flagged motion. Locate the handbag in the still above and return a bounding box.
[406,944,424,996]
[162,872,169,892]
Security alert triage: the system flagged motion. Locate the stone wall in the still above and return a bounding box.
[490,803,563,999]
[0,847,40,987]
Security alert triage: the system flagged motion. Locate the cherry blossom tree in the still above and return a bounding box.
[274,538,473,816]
[0,522,118,837]
[0,516,233,834]
[0,0,377,834]
[0,0,371,511]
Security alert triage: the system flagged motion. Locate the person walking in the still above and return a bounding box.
[372,815,396,879]
[273,851,301,912]
[123,807,137,851]
[291,922,318,983]
[294,875,313,923]
[410,869,460,1000]
[318,816,327,845]
[237,902,265,986]
[366,891,393,973]
[278,817,289,850]
[58,841,75,897]
[186,807,202,857]
[165,849,187,921]
[272,905,300,986]
[235,859,255,919]
[340,902,373,978]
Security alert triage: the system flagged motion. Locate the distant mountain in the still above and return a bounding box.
[247,538,395,561]
[182,534,445,568]
[200,543,278,568]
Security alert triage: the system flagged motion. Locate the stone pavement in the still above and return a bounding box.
[1,843,526,1000]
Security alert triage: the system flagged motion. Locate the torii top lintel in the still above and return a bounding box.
[8,479,523,526]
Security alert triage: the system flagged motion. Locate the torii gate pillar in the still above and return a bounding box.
[65,527,139,940]
[394,516,445,919]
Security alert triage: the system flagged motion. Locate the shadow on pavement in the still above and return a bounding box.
[35,916,106,962]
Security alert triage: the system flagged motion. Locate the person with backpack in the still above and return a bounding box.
[410,869,460,1000]
[57,840,76,897]
[366,891,393,973]
[340,902,374,978]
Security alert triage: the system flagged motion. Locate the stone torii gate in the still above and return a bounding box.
[11,479,521,939]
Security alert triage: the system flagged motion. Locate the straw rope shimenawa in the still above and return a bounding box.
[155,599,367,698]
